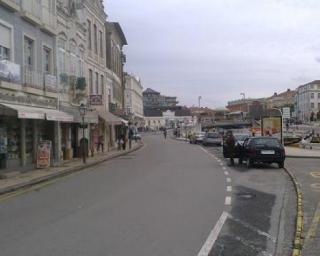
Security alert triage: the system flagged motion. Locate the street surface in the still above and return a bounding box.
[286,158,320,256]
[0,134,295,256]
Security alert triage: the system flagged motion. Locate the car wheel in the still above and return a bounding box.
[246,158,253,168]
[278,161,284,168]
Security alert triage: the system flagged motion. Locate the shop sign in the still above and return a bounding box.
[18,111,45,120]
[36,140,52,169]
[261,116,282,141]
[0,127,7,154]
[0,60,21,82]
[90,95,103,105]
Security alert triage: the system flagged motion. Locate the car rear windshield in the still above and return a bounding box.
[234,134,249,141]
[252,138,281,147]
[207,133,219,138]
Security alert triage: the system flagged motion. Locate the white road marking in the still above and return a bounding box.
[227,186,232,192]
[222,167,227,170]
[225,196,232,205]
[220,163,224,166]
[197,211,229,256]
[224,171,229,175]
[226,177,232,183]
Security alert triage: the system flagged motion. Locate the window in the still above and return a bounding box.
[94,24,97,54]
[0,24,11,61]
[311,93,314,99]
[58,37,66,74]
[78,47,84,77]
[70,41,77,75]
[311,103,315,109]
[100,75,104,94]
[89,69,93,94]
[95,72,99,94]
[0,46,10,61]
[318,103,320,110]
[99,30,103,58]
[24,36,34,69]
[87,20,91,50]
[318,93,320,99]
[43,47,51,74]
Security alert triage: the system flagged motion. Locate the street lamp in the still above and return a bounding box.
[198,96,202,108]
[79,103,87,164]
[240,93,245,120]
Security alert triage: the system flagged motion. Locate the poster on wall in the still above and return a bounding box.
[0,127,7,154]
[261,116,282,141]
[36,140,52,169]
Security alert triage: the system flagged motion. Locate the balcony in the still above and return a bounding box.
[0,0,20,12]
[23,66,43,90]
[21,0,42,26]
[40,5,57,35]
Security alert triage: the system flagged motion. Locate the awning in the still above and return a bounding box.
[45,108,74,122]
[0,103,45,120]
[61,106,98,124]
[98,111,123,125]
[0,103,73,122]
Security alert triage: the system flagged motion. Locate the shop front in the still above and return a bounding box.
[0,103,73,172]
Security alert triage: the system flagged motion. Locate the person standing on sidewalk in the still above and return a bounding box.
[225,130,236,166]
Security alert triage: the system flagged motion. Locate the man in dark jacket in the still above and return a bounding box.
[225,131,236,166]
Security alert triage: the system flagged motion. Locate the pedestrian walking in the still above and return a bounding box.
[97,135,104,152]
[163,128,167,139]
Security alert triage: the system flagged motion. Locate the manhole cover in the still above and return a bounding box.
[236,192,256,199]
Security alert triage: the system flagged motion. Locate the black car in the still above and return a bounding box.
[240,137,286,168]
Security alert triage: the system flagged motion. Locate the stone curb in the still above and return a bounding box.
[0,142,144,196]
[283,166,304,256]
[286,155,320,159]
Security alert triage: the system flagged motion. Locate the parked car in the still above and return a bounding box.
[190,132,206,144]
[203,132,222,146]
[240,137,286,168]
[223,133,250,159]
[132,133,142,140]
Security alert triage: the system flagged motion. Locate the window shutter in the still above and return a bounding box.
[0,24,11,49]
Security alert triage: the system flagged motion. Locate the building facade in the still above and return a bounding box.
[143,88,178,109]
[124,74,143,125]
[0,0,129,173]
[295,81,320,122]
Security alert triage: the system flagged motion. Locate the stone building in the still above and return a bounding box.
[295,80,320,122]
[124,74,144,126]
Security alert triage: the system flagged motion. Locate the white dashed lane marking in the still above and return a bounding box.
[227,186,232,192]
[226,177,232,183]
[225,196,232,205]
[224,171,229,175]
[197,211,229,256]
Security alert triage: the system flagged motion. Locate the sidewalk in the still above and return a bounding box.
[0,142,143,196]
[285,146,320,159]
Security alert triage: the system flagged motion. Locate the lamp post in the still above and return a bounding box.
[198,96,202,108]
[240,93,245,120]
[79,103,87,164]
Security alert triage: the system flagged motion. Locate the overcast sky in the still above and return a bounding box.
[104,0,320,107]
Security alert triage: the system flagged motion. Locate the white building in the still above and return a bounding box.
[124,74,144,123]
[295,80,320,122]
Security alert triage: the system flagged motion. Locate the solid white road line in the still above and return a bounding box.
[197,211,229,256]
[226,177,232,183]
[227,186,232,192]
[224,171,229,175]
[225,196,232,205]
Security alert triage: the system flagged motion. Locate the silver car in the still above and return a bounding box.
[203,132,222,146]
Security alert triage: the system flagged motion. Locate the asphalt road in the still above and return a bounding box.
[0,135,227,256]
